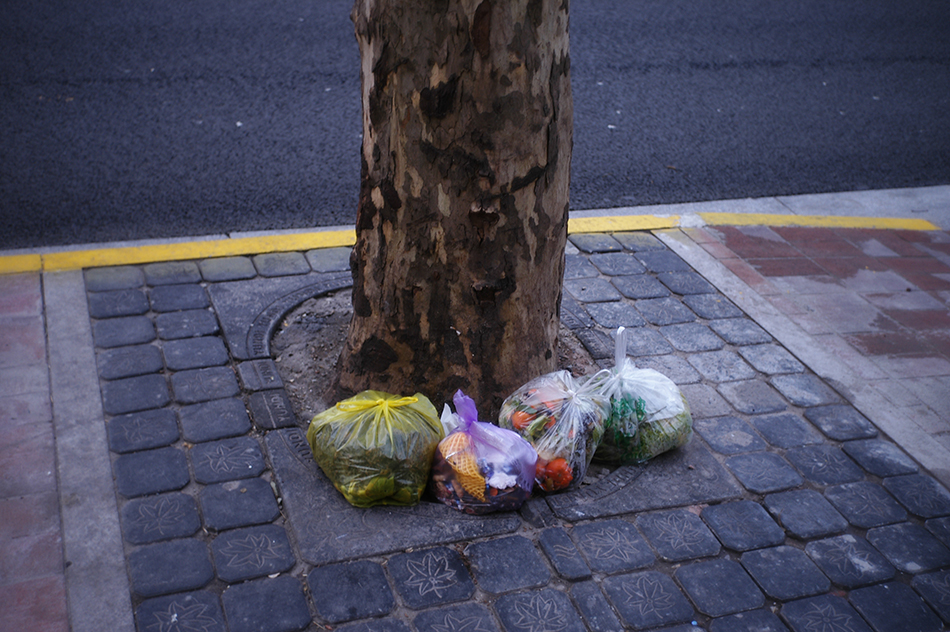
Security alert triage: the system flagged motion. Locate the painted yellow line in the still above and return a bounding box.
[568,215,680,233]
[0,213,941,275]
[699,212,939,231]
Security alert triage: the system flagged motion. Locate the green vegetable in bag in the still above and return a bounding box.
[306,390,443,507]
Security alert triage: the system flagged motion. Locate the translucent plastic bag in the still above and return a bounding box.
[498,371,609,492]
[307,390,443,508]
[591,327,693,464]
[429,390,537,514]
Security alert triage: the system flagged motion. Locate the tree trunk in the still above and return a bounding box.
[335,0,572,416]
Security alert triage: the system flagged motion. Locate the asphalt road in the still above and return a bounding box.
[2,0,949,250]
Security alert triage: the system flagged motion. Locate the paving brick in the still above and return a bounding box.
[636,508,720,561]
[709,318,772,345]
[155,309,220,339]
[84,266,144,291]
[718,380,788,414]
[683,293,744,319]
[611,274,670,299]
[675,559,764,617]
[633,354,702,384]
[680,383,733,418]
[738,344,805,375]
[564,253,600,279]
[804,404,877,440]
[223,576,312,632]
[571,519,655,573]
[661,322,725,352]
[564,277,623,303]
[750,412,824,448]
[570,581,623,632]
[113,446,190,498]
[570,233,623,253]
[170,366,240,404]
[695,416,767,455]
[412,603,499,632]
[867,523,950,574]
[143,261,202,285]
[850,582,943,632]
[658,270,717,295]
[178,397,252,443]
[883,474,950,518]
[912,570,950,624]
[96,344,163,380]
[162,336,229,371]
[927,516,950,547]
[86,288,149,318]
[560,295,595,329]
[689,350,756,382]
[107,408,179,453]
[128,538,214,598]
[148,284,210,312]
[636,296,697,325]
[740,545,830,600]
[212,524,295,583]
[199,478,280,531]
[709,609,789,632]
[538,527,590,580]
[589,251,647,276]
[465,535,550,594]
[701,500,785,552]
[494,588,586,632]
[770,374,843,407]
[614,231,666,251]
[582,300,647,328]
[765,489,848,539]
[121,492,201,544]
[191,436,265,484]
[253,252,311,277]
[824,481,907,528]
[388,546,475,609]
[305,246,351,273]
[135,591,227,632]
[247,390,298,429]
[780,595,872,632]
[725,452,803,494]
[636,249,693,273]
[603,570,694,629]
[785,445,864,486]
[623,327,674,356]
[199,257,257,281]
[92,315,156,348]
[100,373,170,415]
[236,359,284,391]
[307,560,394,623]
[804,534,895,588]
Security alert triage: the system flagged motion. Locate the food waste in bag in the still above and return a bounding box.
[498,371,609,492]
[590,327,693,464]
[307,390,443,508]
[429,390,537,514]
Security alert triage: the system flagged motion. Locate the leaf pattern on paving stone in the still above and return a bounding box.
[621,574,676,617]
[584,527,639,562]
[511,593,569,632]
[202,443,258,473]
[128,496,188,537]
[146,601,219,632]
[405,551,458,598]
[430,613,493,632]
[218,533,284,569]
[800,602,857,632]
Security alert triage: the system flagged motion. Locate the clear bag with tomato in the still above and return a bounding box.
[429,390,537,514]
[589,327,693,464]
[498,371,609,492]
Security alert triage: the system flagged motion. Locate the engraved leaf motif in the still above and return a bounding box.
[801,602,856,632]
[148,601,219,632]
[512,594,569,632]
[405,552,458,597]
[130,496,187,536]
[123,418,152,443]
[926,573,950,606]
[203,443,257,473]
[622,575,675,616]
[652,513,707,552]
[219,534,283,569]
[824,538,873,575]
[585,526,638,562]
[430,613,492,632]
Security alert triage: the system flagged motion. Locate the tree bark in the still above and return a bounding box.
[335,0,572,416]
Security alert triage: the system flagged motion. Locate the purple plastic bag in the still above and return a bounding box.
[429,390,537,514]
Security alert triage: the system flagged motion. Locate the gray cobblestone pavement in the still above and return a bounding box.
[3,219,950,631]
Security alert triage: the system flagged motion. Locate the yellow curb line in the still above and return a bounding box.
[0,213,940,275]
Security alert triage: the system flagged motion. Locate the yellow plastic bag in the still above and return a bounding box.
[307,391,443,507]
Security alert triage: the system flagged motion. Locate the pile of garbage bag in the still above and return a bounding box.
[307,327,692,514]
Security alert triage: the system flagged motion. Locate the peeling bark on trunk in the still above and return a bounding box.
[334,0,572,416]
